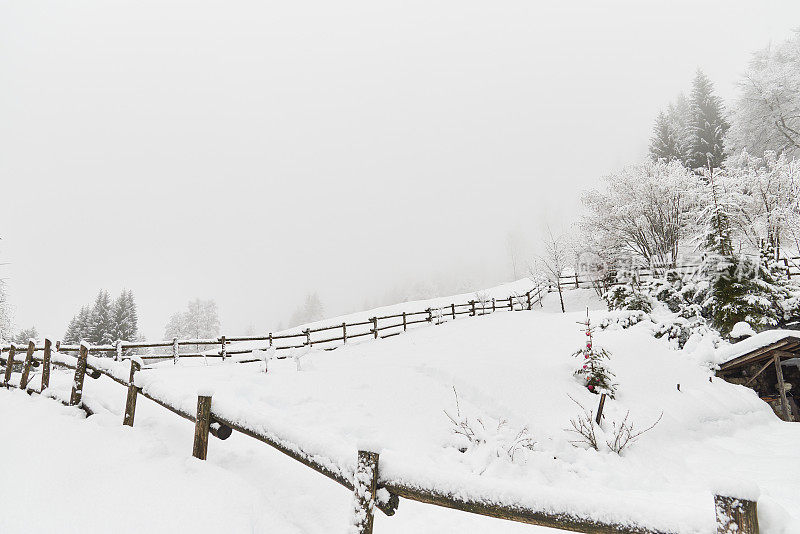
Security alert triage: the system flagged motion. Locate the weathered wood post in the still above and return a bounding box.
[595,393,607,426]
[192,394,213,460]
[451,303,456,319]
[402,312,407,331]
[774,353,791,421]
[41,338,52,390]
[115,339,122,361]
[342,323,348,344]
[351,450,380,534]
[19,340,35,390]
[470,300,476,316]
[172,337,179,365]
[268,332,273,348]
[492,298,496,312]
[123,359,141,427]
[426,308,432,323]
[220,336,227,361]
[371,317,378,339]
[69,343,89,406]
[575,273,579,289]
[527,291,532,310]
[3,344,15,386]
[714,494,759,533]
[508,296,514,311]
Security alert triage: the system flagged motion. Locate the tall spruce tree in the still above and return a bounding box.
[89,290,114,345]
[688,70,729,172]
[112,290,139,342]
[649,111,681,162]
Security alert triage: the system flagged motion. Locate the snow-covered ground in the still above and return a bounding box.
[2,288,799,533]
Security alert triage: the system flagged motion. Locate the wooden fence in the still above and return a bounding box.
[0,284,759,533]
[30,283,550,364]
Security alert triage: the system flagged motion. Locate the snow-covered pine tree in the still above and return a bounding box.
[649,111,682,163]
[112,289,139,343]
[573,312,616,398]
[89,290,114,345]
[699,175,786,336]
[688,70,729,173]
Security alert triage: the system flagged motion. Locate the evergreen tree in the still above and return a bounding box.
[89,290,114,345]
[572,312,616,398]
[688,70,729,172]
[649,111,681,162]
[112,290,139,342]
[12,326,39,345]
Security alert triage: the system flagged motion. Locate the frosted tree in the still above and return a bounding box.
[649,111,682,163]
[288,292,325,327]
[687,70,729,173]
[727,31,800,159]
[581,160,700,269]
[164,299,220,341]
[0,280,11,342]
[534,227,572,313]
[11,326,38,344]
[112,289,139,343]
[89,290,114,345]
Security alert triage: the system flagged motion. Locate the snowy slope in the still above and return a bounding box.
[3,302,800,533]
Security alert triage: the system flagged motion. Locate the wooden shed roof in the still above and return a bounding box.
[718,330,800,373]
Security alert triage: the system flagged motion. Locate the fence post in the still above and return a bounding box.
[595,393,607,426]
[123,359,141,427]
[426,308,432,323]
[41,338,52,390]
[402,312,407,331]
[69,343,89,406]
[714,494,758,533]
[527,291,532,310]
[192,394,213,460]
[492,298,496,312]
[19,340,35,390]
[451,303,456,319]
[115,339,123,362]
[172,337,179,365]
[220,336,227,361]
[372,318,378,339]
[470,300,476,316]
[2,344,15,386]
[342,323,347,344]
[350,450,380,534]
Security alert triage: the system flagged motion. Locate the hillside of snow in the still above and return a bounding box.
[2,289,800,533]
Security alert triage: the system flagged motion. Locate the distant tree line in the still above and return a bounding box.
[64,289,139,345]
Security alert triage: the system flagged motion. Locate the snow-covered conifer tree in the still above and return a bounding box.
[688,70,729,172]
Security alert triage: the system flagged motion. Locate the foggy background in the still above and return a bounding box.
[1,0,799,341]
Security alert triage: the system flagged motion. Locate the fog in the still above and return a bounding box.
[1,0,798,341]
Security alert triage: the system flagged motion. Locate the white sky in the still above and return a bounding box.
[1,0,799,341]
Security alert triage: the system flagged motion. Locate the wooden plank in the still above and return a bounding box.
[383,481,674,534]
[69,344,88,406]
[744,358,775,387]
[123,359,140,427]
[774,354,791,421]
[351,450,380,534]
[41,339,51,390]
[714,494,758,533]
[19,341,35,390]
[2,345,15,386]
[719,339,797,371]
[192,395,212,460]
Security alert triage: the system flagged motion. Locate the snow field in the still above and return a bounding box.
[3,293,800,532]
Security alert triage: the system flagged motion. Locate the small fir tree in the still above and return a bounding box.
[573,311,617,398]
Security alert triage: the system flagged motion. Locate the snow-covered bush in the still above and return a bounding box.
[443,388,535,467]
[566,396,661,456]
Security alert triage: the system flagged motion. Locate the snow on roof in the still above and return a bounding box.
[716,329,800,365]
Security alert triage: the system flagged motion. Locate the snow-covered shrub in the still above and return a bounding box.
[443,388,535,466]
[604,284,654,313]
[565,396,661,455]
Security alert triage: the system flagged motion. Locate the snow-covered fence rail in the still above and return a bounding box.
[2,337,759,533]
[3,283,549,365]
